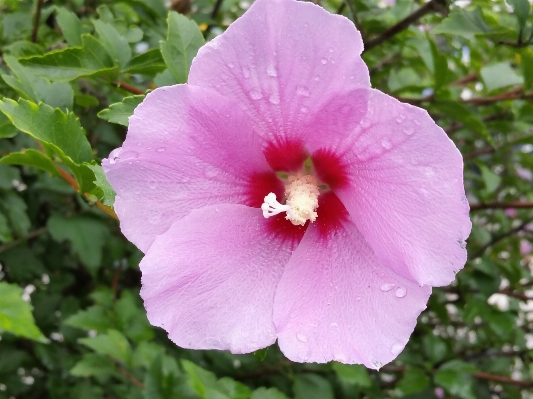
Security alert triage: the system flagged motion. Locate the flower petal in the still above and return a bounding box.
[273,207,431,368]
[103,85,278,253]
[141,204,299,354]
[314,89,471,286]
[188,0,370,152]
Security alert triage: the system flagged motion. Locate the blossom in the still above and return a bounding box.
[102,0,470,368]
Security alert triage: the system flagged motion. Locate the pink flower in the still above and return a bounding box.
[520,240,532,256]
[103,0,470,368]
[504,208,517,218]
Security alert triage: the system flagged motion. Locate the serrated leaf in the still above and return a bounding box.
[434,361,477,399]
[93,20,132,68]
[98,95,144,126]
[0,192,30,238]
[56,7,83,47]
[0,282,48,342]
[0,149,59,177]
[47,214,109,272]
[124,48,166,75]
[396,368,429,395]
[19,35,118,81]
[70,353,116,377]
[86,163,116,206]
[0,112,17,138]
[433,7,491,39]
[160,11,204,84]
[480,62,524,92]
[79,329,132,365]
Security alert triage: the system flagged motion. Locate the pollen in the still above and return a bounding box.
[261,175,319,226]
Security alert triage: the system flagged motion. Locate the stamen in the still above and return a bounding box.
[261,175,320,226]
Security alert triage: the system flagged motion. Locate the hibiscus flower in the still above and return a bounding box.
[103,0,471,368]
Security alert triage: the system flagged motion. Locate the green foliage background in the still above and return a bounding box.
[0,0,533,398]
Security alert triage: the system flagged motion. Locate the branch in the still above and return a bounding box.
[0,227,48,254]
[398,87,532,106]
[468,217,533,260]
[204,0,225,34]
[364,0,447,51]
[31,0,45,43]
[117,365,144,389]
[113,81,146,95]
[470,201,533,211]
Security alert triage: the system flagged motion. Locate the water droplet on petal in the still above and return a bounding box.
[390,342,404,355]
[133,187,141,194]
[148,181,157,189]
[296,333,308,343]
[266,64,277,77]
[356,296,362,301]
[300,106,309,113]
[249,89,263,100]
[372,360,382,370]
[314,75,320,81]
[381,138,392,149]
[328,47,334,53]
[269,93,280,104]
[242,67,250,79]
[403,127,414,135]
[321,58,328,64]
[227,62,234,68]
[156,147,165,152]
[413,119,421,125]
[396,114,406,123]
[395,286,407,298]
[380,283,395,292]
[296,86,310,96]
[330,322,338,330]
[349,75,354,79]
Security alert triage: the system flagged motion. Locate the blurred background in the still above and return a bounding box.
[0,0,533,398]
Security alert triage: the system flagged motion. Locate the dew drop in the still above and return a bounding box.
[403,127,414,135]
[381,138,392,149]
[395,114,406,123]
[296,333,308,343]
[156,147,166,152]
[249,89,263,100]
[372,360,382,370]
[227,62,234,68]
[328,47,334,53]
[349,75,354,79]
[242,67,250,79]
[269,93,280,105]
[133,187,141,194]
[356,296,362,301]
[395,286,407,298]
[330,322,339,329]
[320,58,328,64]
[390,342,404,355]
[296,86,310,96]
[413,119,421,125]
[266,64,277,77]
[300,106,309,113]
[314,75,320,81]
[148,181,157,189]
[380,283,395,292]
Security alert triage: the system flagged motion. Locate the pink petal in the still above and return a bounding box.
[312,89,471,286]
[103,85,279,253]
[188,0,370,160]
[273,203,431,368]
[140,204,299,353]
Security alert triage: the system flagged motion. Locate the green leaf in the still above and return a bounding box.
[253,347,268,361]
[0,112,17,138]
[509,0,530,33]
[79,329,132,365]
[2,55,74,111]
[124,48,166,75]
[395,368,429,395]
[432,101,492,144]
[434,360,477,399]
[64,306,113,332]
[0,149,59,177]
[428,36,448,91]
[520,49,533,90]
[479,164,501,193]
[433,7,492,39]
[93,20,132,68]
[70,353,116,377]
[331,362,371,387]
[0,212,12,243]
[47,214,109,272]
[0,164,20,189]
[0,192,31,237]
[144,355,187,399]
[160,11,205,84]
[480,62,524,92]
[98,95,144,126]
[86,163,116,206]
[251,388,289,399]
[0,282,48,342]
[19,35,118,81]
[56,7,83,47]
[293,375,334,399]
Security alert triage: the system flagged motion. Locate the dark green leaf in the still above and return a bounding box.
[79,329,132,365]
[0,149,60,177]
[293,374,334,399]
[433,7,491,38]
[56,7,83,47]
[98,94,144,126]
[124,48,166,75]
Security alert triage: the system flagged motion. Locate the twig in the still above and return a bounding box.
[117,365,144,388]
[468,217,533,260]
[31,0,45,43]
[364,0,447,51]
[470,201,533,211]
[204,0,225,34]
[473,372,533,388]
[0,227,48,254]
[344,0,362,34]
[113,81,145,95]
[398,87,532,106]
[463,146,496,160]
[449,72,479,87]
